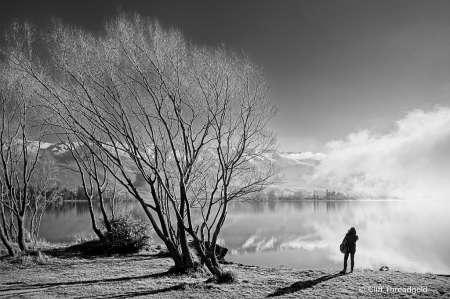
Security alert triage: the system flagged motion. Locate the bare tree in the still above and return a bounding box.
[26,151,61,242]
[7,15,280,277]
[59,134,121,240]
[0,187,15,256]
[0,68,59,255]
[0,23,61,256]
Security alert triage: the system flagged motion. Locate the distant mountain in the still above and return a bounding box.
[255,150,327,196]
[36,143,326,196]
[32,142,143,192]
[247,150,322,180]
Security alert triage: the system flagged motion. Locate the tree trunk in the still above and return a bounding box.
[29,205,38,242]
[164,239,184,271]
[178,183,197,271]
[192,240,223,277]
[17,215,27,253]
[99,195,111,232]
[34,209,45,241]
[87,196,103,240]
[205,256,223,277]
[0,221,15,256]
[9,213,16,241]
[0,206,10,241]
[178,220,195,270]
[135,193,197,273]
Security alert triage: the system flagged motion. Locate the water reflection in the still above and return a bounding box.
[40,201,143,243]
[39,200,450,274]
[223,200,450,275]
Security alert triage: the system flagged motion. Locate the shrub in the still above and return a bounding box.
[217,270,237,283]
[101,214,151,254]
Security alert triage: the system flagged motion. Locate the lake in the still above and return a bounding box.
[39,200,450,275]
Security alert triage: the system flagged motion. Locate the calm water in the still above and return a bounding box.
[40,200,450,274]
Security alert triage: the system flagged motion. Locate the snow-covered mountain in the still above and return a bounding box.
[257,151,324,175]
[31,142,141,191]
[257,151,326,167]
[252,150,325,186]
[35,143,326,195]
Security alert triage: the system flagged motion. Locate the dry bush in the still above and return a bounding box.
[101,214,151,254]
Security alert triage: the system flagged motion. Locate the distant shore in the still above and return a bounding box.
[1,245,449,298]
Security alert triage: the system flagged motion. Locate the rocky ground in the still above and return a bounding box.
[1,245,449,298]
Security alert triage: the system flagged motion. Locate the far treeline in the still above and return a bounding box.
[255,189,353,201]
[0,13,281,280]
[57,187,131,202]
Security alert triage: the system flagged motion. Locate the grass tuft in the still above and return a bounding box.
[206,270,238,284]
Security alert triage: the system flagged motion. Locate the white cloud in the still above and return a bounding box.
[283,152,327,161]
[311,107,450,199]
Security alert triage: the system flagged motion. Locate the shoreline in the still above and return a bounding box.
[1,246,449,298]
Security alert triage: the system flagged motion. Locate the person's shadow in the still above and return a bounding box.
[267,272,343,297]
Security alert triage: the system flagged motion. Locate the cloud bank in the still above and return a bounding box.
[312,107,450,199]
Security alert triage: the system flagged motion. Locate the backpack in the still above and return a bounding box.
[340,237,349,254]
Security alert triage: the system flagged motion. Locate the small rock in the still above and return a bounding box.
[379,266,389,271]
[242,279,249,283]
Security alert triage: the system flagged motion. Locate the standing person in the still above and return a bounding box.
[340,227,359,274]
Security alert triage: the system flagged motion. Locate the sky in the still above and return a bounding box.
[1,0,450,154]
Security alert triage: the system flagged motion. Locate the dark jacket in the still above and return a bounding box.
[344,227,359,253]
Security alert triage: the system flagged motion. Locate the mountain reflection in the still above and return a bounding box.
[40,200,450,274]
